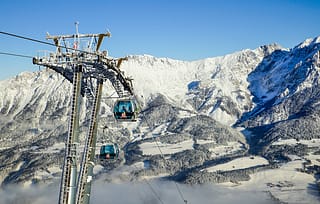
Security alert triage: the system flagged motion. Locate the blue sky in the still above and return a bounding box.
[1,0,320,80]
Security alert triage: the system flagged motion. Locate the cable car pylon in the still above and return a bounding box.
[59,65,83,204]
[32,23,138,204]
[76,78,103,204]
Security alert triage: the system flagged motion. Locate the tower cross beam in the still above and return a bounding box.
[46,32,111,40]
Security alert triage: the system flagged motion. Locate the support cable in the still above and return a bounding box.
[131,95,189,204]
[101,128,165,204]
[0,31,56,46]
[130,163,165,204]
[0,51,33,59]
[143,177,165,204]
[0,31,94,55]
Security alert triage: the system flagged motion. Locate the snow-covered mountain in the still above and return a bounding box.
[0,36,320,203]
[122,44,281,126]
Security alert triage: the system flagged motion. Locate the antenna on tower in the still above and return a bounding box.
[75,21,79,36]
[74,21,80,50]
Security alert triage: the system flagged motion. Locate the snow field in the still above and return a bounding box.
[231,160,320,204]
[272,138,320,168]
[139,139,194,155]
[208,141,245,158]
[272,138,320,147]
[205,156,269,172]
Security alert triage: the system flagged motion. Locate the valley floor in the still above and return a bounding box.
[219,159,320,204]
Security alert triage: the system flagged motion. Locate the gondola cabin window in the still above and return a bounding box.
[113,99,137,121]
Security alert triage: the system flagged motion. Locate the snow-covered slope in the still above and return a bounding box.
[239,37,320,126]
[122,43,283,126]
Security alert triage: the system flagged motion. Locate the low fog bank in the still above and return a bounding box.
[91,180,275,204]
[0,180,276,204]
[0,183,59,204]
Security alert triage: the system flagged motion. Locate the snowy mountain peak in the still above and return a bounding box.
[257,43,285,55]
[294,35,320,49]
[236,35,320,128]
[121,43,290,126]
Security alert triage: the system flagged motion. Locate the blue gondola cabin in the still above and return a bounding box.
[99,144,119,160]
[113,99,138,121]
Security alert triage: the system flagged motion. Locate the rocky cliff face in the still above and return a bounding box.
[234,37,320,158]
